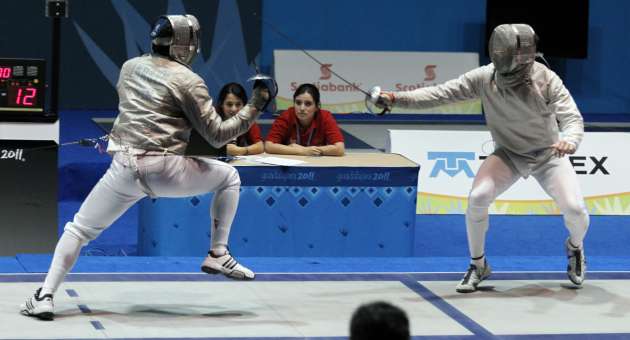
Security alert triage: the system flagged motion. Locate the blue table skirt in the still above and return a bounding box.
[138,166,419,257]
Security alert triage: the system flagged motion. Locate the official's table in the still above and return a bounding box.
[138,153,420,257]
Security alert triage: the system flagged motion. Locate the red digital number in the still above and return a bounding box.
[15,87,37,106]
[0,67,11,79]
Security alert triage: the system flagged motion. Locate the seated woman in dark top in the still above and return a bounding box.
[217,82,264,156]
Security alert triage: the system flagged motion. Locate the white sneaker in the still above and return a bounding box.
[20,288,54,320]
[456,260,492,293]
[201,252,255,281]
[566,238,586,285]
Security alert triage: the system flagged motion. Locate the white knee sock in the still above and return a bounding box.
[41,231,84,296]
[466,205,489,267]
[209,185,240,255]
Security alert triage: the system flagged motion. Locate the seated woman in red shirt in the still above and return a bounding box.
[265,83,345,156]
[217,82,264,156]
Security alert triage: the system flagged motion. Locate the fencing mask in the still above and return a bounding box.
[489,24,537,88]
[151,15,201,66]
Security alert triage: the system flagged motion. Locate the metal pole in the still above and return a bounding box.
[50,16,60,116]
[46,0,67,117]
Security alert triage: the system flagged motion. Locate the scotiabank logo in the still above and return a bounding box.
[290,81,362,93]
[320,64,333,80]
[424,65,437,81]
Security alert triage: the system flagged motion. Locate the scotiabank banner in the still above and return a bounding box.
[273,50,481,114]
[387,130,629,215]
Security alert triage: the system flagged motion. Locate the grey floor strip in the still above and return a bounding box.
[401,278,494,339]
[78,304,92,314]
[89,320,104,330]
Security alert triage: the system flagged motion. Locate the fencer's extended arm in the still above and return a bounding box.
[180,78,266,148]
[393,67,484,110]
[546,72,584,148]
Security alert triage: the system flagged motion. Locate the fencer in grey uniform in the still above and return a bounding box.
[377,24,589,293]
[21,14,270,320]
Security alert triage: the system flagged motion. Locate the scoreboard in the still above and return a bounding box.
[0,58,46,117]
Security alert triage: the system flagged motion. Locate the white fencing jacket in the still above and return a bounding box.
[394,62,584,176]
[108,54,260,155]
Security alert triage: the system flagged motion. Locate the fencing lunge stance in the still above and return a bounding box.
[375,24,589,293]
[21,14,271,320]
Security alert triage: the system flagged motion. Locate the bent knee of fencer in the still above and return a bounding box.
[562,200,590,231]
[467,187,495,210]
[224,167,241,189]
[63,220,104,244]
[466,188,494,225]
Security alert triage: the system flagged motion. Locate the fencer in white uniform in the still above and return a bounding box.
[21,14,270,320]
[376,24,589,293]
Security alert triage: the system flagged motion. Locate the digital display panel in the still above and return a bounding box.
[0,59,46,115]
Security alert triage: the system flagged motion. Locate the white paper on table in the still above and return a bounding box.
[248,156,306,166]
[237,155,261,161]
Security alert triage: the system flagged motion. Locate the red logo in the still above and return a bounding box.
[320,64,332,80]
[424,65,437,81]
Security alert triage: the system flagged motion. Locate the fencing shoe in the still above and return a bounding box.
[456,260,492,293]
[566,238,586,285]
[20,288,54,320]
[201,251,255,281]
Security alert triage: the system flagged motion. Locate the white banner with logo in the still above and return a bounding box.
[387,129,629,215]
[273,50,481,114]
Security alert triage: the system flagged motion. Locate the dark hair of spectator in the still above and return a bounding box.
[350,301,410,340]
[293,83,321,107]
[216,82,248,119]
